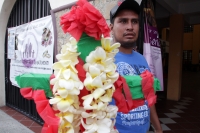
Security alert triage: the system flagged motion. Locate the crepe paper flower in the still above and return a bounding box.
[57,88,68,98]
[81,117,114,133]
[82,94,96,110]
[84,73,103,91]
[56,37,80,66]
[58,112,74,124]
[85,47,107,65]
[57,112,81,133]
[99,87,115,103]
[49,95,74,112]
[105,105,118,118]
[101,37,120,54]
[56,52,80,66]
[82,110,104,119]
[81,106,119,133]
[60,0,110,41]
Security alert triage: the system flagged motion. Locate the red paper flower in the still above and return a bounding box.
[60,0,110,41]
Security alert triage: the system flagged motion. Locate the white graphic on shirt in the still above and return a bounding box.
[120,104,149,126]
[117,62,136,75]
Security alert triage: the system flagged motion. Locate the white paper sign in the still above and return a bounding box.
[7,27,16,59]
[9,16,54,86]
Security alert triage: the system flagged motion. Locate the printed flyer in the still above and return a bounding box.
[7,27,16,59]
[9,16,54,86]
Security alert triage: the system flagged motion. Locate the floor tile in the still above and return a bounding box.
[31,122,42,127]
[174,105,187,109]
[176,102,190,106]
[178,123,199,129]
[169,109,184,113]
[172,129,190,133]
[159,118,176,124]
[172,118,189,123]
[165,123,184,130]
[20,120,34,127]
[178,113,195,118]
[164,113,180,118]
[187,129,200,133]
[183,117,200,123]
[157,109,174,113]
[183,97,194,100]
[180,100,192,103]
[162,131,174,133]
[12,115,25,121]
[29,126,43,133]
[0,106,10,111]
[21,116,33,121]
[160,124,171,131]
[4,110,18,116]
[157,113,169,117]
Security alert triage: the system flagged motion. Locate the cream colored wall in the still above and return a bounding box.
[0,0,16,107]
[48,0,77,9]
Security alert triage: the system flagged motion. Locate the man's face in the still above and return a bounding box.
[110,9,139,49]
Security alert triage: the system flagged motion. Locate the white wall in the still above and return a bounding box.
[0,0,16,106]
[48,0,77,9]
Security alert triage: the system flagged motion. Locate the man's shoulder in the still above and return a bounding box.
[133,51,145,58]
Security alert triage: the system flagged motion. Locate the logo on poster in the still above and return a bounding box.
[21,33,38,68]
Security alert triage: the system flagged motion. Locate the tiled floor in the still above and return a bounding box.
[0,71,200,133]
[0,106,42,133]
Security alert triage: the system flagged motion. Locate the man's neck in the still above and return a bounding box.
[119,47,133,54]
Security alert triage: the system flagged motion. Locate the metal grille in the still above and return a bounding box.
[5,0,51,125]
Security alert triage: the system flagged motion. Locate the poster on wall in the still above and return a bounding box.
[7,27,16,59]
[9,15,54,87]
[143,0,164,91]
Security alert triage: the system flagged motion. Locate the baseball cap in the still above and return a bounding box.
[110,0,140,23]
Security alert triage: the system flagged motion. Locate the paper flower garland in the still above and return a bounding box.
[81,38,120,133]
[50,37,84,133]
[50,37,120,132]
[81,37,120,133]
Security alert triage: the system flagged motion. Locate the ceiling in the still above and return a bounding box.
[155,0,200,29]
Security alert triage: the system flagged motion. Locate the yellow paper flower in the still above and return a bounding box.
[81,117,113,133]
[85,47,107,65]
[49,95,74,112]
[101,37,120,58]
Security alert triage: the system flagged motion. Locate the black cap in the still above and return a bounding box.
[110,0,140,23]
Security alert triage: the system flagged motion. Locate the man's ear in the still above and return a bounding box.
[109,23,113,31]
[109,23,114,36]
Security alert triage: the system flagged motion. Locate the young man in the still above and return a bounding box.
[109,0,163,133]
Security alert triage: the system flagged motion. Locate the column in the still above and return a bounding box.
[167,14,184,101]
